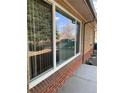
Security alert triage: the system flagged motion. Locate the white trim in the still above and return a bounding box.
[79,22,82,54]
[29,53,80,89]
[28,0,83,89]
[74,21,77,55]
[52,2,56,69]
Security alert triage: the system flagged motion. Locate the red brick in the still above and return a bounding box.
[30,55,82,93]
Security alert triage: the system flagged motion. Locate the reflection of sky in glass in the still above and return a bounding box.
[56,11,76,37]
[56,12,69,29]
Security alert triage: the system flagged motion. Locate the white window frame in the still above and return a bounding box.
[29,0,82,89]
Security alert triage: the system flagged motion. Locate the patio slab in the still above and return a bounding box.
[58,64,97,93]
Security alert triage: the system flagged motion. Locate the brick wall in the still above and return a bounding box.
[29,55,82,93]
[83,48,93,63]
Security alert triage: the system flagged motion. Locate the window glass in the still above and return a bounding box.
[28,0,53,79]
[56,9,77,64]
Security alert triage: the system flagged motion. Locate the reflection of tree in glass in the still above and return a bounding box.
[28,0,52,51]
[56,31,60,39]
[60,23,75,40]
[56,25,60,40]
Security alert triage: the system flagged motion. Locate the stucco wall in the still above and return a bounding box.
[84,24,94,56]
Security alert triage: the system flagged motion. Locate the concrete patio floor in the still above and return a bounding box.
[58,64,97,93]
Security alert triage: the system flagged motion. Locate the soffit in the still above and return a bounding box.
[65,0,94,21]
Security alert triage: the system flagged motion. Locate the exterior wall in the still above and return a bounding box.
[83,48,93,62]
[95,31,97,43]
[83,24,94,62]
[29,55,82,93]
